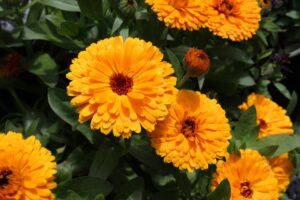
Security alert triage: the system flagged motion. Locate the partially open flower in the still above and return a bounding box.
[258,0,271,9]
[184,48,210,77]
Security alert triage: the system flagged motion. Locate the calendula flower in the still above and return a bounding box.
[146,0,207,31]
[212,149,279,200]
[149,90,231,172]
[205,0,261,41]
[67,36,177,138]
[269,153,293,192]
[0,52,20,77]
[258,0,271,8]
[184,48,210,77]
[0,131,57,200]
[239,93,294,138]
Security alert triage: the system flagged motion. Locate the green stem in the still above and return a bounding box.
[177,71,191,88]
[9,89,28,113]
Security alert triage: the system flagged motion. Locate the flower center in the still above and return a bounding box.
[0,169,12,188]
[181,117,197,138]
[170,0,188,9]
[109,73,133,95]
[259,119,267,129]
[197,52,207,60]
[240,181,253,198]
[218,0,234,15]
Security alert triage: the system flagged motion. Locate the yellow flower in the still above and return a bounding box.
[146,0,207,31]
[0,52,20,77]
[205,0,261,41]
[269,153,293,193]
[212,149,279,200]
[239,93,294,138]
[66,36,177,138]
[149,90,231,172]
[258,0,271,9]
[0,131,57,200]
[184,48,210,77]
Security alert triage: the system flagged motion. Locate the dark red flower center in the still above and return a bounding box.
[240,181,253,198]
[110,73,133,95]
[259,119,268,129]
[181,117,197,137]
[0,169,12,187]
[218,0,234,15]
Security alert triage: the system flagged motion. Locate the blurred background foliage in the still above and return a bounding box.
[1,0,300,199]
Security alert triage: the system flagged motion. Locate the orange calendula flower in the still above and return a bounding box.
[239,93,294,138]
[205,0,261,41]
[0,52,20,77]
[258,0,271,8]
[184,48,210,77]
[149,90,231,172]
[269,153,293,193]
[146,0,207,31]
[66,36,177,138]
[0,131,57,200]
[212,149,279,200]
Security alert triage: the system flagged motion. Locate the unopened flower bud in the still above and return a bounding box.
[119,0,138,17]
[0,52,20,77]
[184,48,210,77]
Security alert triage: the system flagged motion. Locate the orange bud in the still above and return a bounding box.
[184,48,210,77]
[0,52,20,77]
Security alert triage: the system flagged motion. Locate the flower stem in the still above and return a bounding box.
[177,71,191,88]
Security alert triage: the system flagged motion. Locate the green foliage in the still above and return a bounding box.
[1,0,300,199]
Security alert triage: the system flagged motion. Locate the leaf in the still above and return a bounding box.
[213,46,254,64]
[111,16,124,35]
[287,91,298,115]
[207,179,231,200]
[286,10,300,19]
[233,106,259,146]
[29,53,58,87]
[247,134,300,158]
[89,141,123,180]
[257,145,279,158]
[238,75,255,87]
[77,0,103,20]
[165,48,185,81]
[47,88,98,143]
[38,0,80,12]
[55,177,113,199]
[58,191,83,200]
[273,82,292,99]
[114,177,144,200]
[197,76,205,90]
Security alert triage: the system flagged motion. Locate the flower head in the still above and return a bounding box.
[212,149,279,200]
[239,93,294,138]
[146,0,207,31]
[0,131,57,199]
[204,0,261,41]
[184,48,210,77]
[269,153,293,192]
[66,36,177,138]
[149,90,231,171]
[0,52,20,77]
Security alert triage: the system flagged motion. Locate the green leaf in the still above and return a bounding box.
[165,48,185,81]
[114,177,144,200]
[89,141,123,180]
[77,0,103,20]
[55,177,113,199]
[213,46,254,64]
[58,191,83,200]
[273,82,292,99]
[248,134,300,158]
[38,0,80,12]
[286,10,300,19]
[111,16,124,35]
[238,75,255,87]
[233,106,259,146]
[47,88,98,143]
[29,53,58,87]
[207,179,231,200]
[287,91,298,115]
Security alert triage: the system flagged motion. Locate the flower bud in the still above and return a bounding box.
[258,0,271,9]
[0,52,20,77]
[183,48,210,77]
[118,0,138,17]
